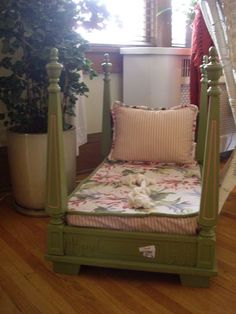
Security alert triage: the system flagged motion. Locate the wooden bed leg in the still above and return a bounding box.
[53,262,80,275]
[180,274,210,288]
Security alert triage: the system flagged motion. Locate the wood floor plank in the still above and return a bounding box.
[80,270,173,314]
[0,238,77,314]
[0,265,41,314]
[0,285,22,314]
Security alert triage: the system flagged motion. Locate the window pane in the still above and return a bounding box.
[77,0,195,47]
[78,0,146,45]
[171,0,194,47]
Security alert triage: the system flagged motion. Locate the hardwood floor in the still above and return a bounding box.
[0,188,235,314]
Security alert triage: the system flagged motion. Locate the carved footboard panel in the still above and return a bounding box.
[46,227,217,287]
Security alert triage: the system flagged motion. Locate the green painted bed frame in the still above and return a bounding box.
[45,47,222,287]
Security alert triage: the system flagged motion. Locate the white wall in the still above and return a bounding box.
[121,47,191,108]
[84,73,122,134]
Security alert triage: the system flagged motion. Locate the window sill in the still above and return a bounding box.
[120,47,191,56]
[87,42,153,53]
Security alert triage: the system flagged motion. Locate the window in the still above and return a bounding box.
[78,0,155,45]
[78,0,195,47]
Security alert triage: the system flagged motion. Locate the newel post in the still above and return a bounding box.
[101,53,112,158]
[198,47,222,269]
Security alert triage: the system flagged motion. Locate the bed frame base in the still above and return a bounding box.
[50,259,214,288]
[45,226,217,288]
[53,261,80,275]
[180,274,210,288]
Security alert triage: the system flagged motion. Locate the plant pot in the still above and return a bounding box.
[7,127,76,216]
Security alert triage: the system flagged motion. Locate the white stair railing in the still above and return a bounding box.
[200,0,236,211]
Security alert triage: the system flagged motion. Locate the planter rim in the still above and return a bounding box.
[7,125,75,137]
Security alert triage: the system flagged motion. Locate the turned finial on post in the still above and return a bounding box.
[46,48,63,92]
[206,47,222,95]
[102,53,112,80]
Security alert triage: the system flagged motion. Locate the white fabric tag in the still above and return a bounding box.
[139,245,156,258]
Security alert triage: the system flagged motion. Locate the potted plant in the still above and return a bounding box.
[0,0,108,215]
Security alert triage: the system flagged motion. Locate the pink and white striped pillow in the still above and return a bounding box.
[109,102,198,163]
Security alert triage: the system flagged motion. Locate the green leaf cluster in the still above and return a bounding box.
[0,0,109,133]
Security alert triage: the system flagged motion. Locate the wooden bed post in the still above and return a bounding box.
[198,47,222,269]
[101,53,112,158]
[196,55,208,165]
[45,48,67,255]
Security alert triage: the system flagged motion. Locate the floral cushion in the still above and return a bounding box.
[68,160,201,217]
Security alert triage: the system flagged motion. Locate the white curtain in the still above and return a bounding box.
[65,95,87,156]
[64,69,88,155]
[74,95,87,148]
